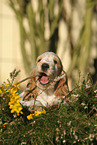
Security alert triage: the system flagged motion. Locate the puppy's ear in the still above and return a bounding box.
[54,71,69,97]
[23,69,38,101]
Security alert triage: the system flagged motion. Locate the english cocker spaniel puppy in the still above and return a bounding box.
[20,52,69,111]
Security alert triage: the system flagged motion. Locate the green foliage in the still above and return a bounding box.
[0,71,97,144]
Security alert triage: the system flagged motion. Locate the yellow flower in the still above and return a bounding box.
[3,122,8,127]
[0,122,8,133]
[0,128,3,133]
[14,81,20,89]
[9,100,23,115]
[27,110,46,120]
[27,114,34,120]
[20,111,23,114]
[0,89,2,94]
[8,88,18,95]
[4,82,10,87]
[8,88,23,115]
[35,110,46,116]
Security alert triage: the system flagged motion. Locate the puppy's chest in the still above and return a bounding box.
[36,89,60,107]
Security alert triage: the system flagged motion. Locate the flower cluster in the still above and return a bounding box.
[27,110,46,120]
[8,87,23,116]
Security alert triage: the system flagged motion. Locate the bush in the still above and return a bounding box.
[0,70,97,145]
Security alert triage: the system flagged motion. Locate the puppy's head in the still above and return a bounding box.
[35,52,63,88]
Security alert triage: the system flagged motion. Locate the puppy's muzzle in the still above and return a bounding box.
[41,63,49,72]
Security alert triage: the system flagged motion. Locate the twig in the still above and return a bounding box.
[16,76,36,85]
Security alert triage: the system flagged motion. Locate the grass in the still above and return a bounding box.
[0,70,97,145]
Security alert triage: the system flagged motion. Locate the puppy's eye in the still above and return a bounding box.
[54,60,58,64]
[37,58,41,62]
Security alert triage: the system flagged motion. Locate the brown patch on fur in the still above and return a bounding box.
[54,72,69,97]
[23,70,38,101]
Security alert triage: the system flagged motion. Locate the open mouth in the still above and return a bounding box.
[39,73,50,85]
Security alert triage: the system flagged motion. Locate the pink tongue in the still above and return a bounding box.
[40,76,49,84]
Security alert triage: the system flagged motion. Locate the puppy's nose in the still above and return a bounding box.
[42,63,49,71]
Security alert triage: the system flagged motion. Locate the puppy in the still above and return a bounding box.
[20,52,69,111]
